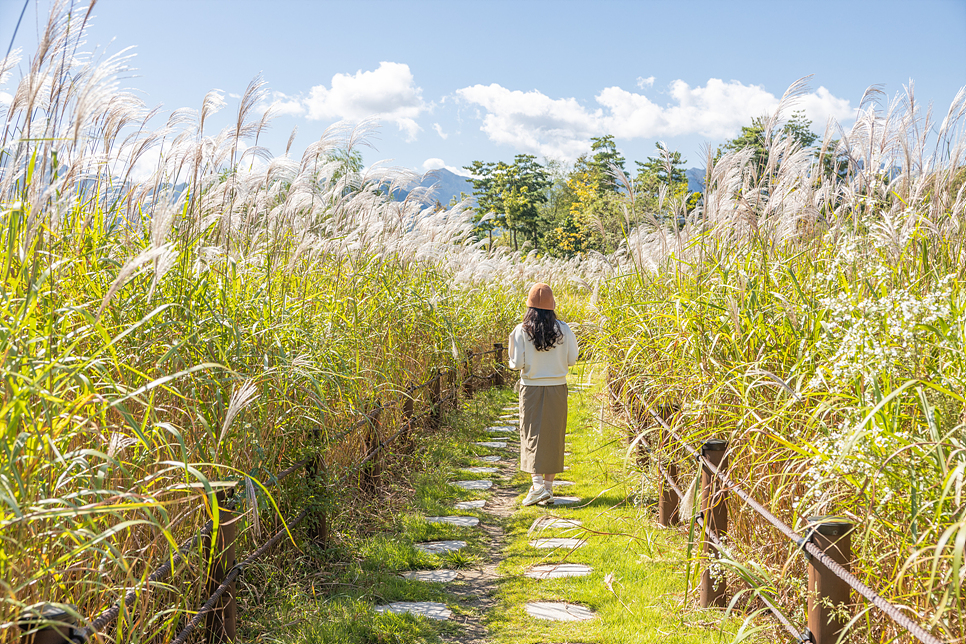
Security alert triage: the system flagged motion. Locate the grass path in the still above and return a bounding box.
[240,362,755,643]
[483,361,749,644]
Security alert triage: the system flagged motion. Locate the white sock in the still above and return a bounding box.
[531,474,545,490]
[544,479,554,492]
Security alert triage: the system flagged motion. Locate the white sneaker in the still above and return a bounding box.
[522,485,552,506]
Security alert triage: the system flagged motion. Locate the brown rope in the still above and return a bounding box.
[637,394,944,644]
[167,509,310,644]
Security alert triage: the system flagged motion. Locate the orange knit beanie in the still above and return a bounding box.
[526,283,555,310]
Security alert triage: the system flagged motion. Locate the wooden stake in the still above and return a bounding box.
[699,439,728,608]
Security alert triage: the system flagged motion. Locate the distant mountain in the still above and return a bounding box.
[393,167,474,206]
[686,168,706,193]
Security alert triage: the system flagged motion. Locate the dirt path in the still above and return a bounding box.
[444,440,520,643]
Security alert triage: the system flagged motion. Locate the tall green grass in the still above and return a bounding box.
[0,4,590,641]
[594,83,966,640]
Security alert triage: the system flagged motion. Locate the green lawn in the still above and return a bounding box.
[485,361,759,644]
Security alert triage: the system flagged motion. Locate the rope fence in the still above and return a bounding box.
[613,376,946,644]
[16,343,509,644]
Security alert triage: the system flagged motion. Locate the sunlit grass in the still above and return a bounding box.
[237,387,511,643]
[485,363,749,644]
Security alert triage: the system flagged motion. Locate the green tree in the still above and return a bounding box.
[715,110,819,176]
[327,147,364,193]
[633,142,697,223]
[587,135,627,193]
[503,154,550,248]
[636,142,687,186]
[464,155,549,250]
[464,160,502,247]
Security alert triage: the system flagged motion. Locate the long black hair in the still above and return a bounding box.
[522,307,564,351]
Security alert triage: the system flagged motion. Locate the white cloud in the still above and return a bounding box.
[422,157,471,177]
[636,76,655,89]
[304,62,427,140]
[456,79,855,160]
[268,91,306,117]
[455,84,601,160]
[433,123,448,139]
[0,91,11,106]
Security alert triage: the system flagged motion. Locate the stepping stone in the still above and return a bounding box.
[415,540,466,555]
[525,563,593,579]
[525,601,596,621]
[540,496,580,506]
[529,537,585,549]
[375,601,452,620]
[401,569,458,582]
[454,499,486,510]
[462,466,498,474]
[486,426,516,433]
[550,480,575,487]
[474,441,507,448]
[564,451,572,456]
[477,455,502,462]
[531,517,583,530]
[451,479,492,490]
[426,515,480,527]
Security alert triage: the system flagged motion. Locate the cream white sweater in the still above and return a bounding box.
[508,321,578,386]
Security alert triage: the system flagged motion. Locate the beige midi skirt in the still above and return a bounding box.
[519,384,568,474]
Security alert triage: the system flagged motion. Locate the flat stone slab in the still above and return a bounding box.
[477,455,502,462]
[415,540,467,555]
[540,496,580,506]
[551,480,575,487]
[454,499,486,509]
[375,601,452,620]
[451,479,492,490]
[486,426,516,433]
[462,466,498,474]
[526,602,596,621]
[426,515,480,527]
[401,569,458,582]
[474,441,507,448]
[525,563,593,579]
[531,517,583,530]
[530,537,585,549]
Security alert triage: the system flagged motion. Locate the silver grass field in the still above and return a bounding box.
[2,3,966,643]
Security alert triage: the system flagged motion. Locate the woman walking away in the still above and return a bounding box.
[508,283,579,506]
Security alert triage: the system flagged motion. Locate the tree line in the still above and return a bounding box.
[460,112,822,258]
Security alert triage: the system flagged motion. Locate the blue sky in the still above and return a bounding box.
[3,0,965,176]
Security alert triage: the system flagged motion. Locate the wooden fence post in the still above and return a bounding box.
[807,517,853,644]
[361,403,382,491]
[403,383,415,450]
[205,491,237,643]
[493,343,504,387]
[463,350,474,398]
[306,455,328,549]
[450,367,459,410]
[17,604,78,644]
[431,370,442,430]
[699,439,728,608]
[657,427,679,526]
